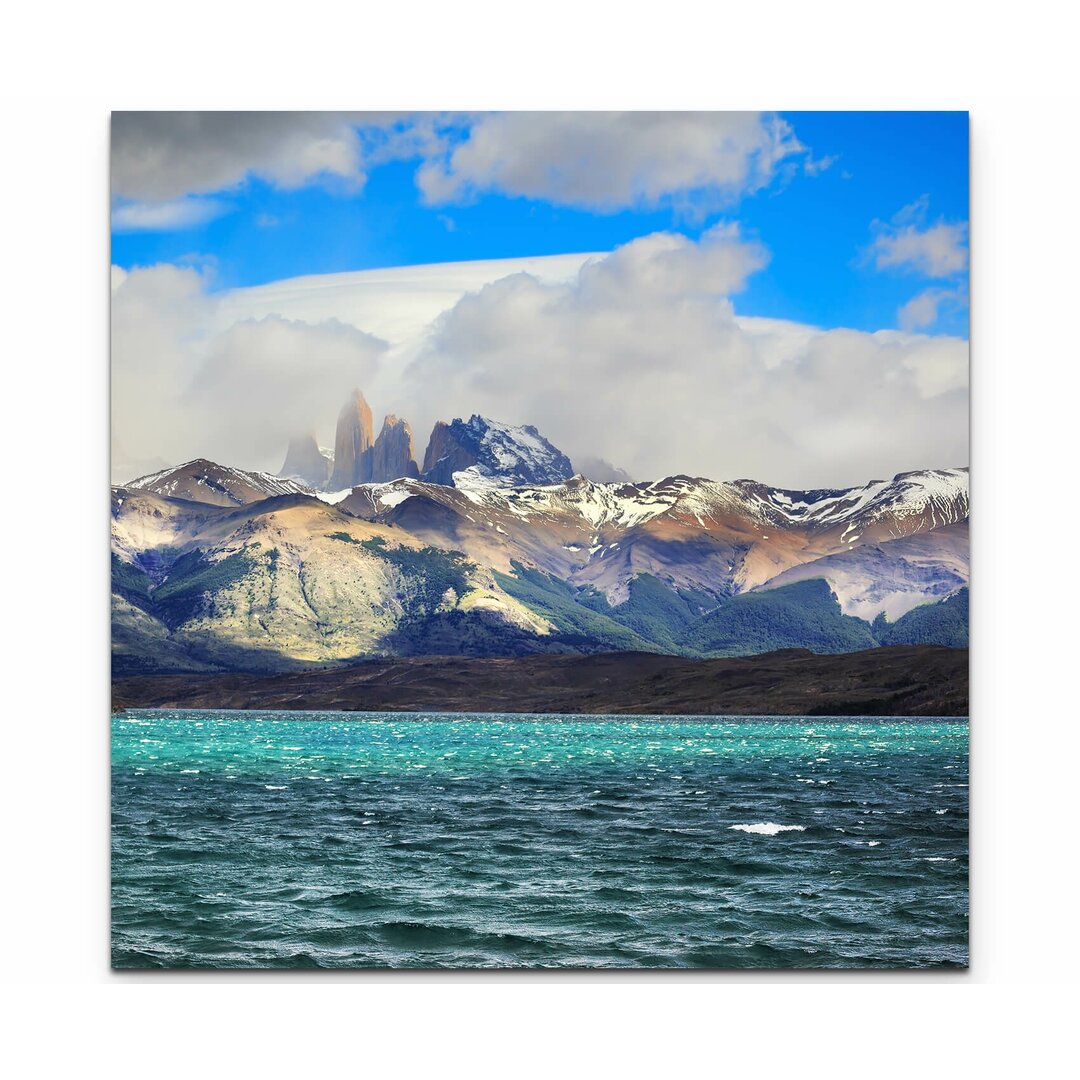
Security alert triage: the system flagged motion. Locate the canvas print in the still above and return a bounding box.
[111,111,969,968]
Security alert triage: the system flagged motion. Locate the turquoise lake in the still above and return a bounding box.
[111,712,969,968]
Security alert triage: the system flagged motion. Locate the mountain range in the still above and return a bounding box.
[112,390,969,675]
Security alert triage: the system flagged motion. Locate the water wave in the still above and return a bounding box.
[728,823,807,836]
[112,712,968,969]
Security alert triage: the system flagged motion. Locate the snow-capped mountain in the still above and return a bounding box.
[732,467,970,535]
[335,466,968,607]
[112,455,969,673]
[360,468,968,537]
[124,459,312,507]
[421,415,575,488]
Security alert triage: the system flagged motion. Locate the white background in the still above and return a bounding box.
[1,1,1077,1074]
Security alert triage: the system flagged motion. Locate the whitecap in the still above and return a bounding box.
[729,823,806,836]
[264,785,288,790]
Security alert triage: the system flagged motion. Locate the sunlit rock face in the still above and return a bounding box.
[328,389,375,490]
[369,414,420,483]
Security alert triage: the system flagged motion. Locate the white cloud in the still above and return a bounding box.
[111,251,591,481]
[897,287,966,332]
[186,316,387,463]
[416,112,806,210]
[804,153,838,176]
[111,196,231,232]
[213,252,597,347]
[575,222,768,299]
[868,197,968,277]
[112,237,969,490]
[400,232,969,488]
[111,264,387,480]
[111,263,211,479]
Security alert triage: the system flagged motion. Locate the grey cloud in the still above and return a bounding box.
[111,111,391,202]
[110,112,813,223]
[574,457,634,483]
[416,112,806,210]
[185,316,387,465]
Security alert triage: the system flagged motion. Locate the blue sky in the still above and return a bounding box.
[111,112,969,487]
[111,111,969,337]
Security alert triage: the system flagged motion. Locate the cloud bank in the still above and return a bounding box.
[401,230,968,489]
[111,230,968,490]
[111,265,387,479]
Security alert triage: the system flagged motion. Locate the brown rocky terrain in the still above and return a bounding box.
[757,521,969,620]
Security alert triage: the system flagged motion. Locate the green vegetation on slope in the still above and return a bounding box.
[382,608,563,657]
[152,548,259,629]
[494,562,655,653]
[577,573,714,653]
[112,530,969,670]
[680,577,879,657]
[875,587,969,648]
[111,553,155,612]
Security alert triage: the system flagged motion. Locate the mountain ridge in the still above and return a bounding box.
[112,454,968,674]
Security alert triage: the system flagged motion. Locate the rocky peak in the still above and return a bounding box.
[421,415,575,488]
[279,433,332,488]
[369,414,420,483]
[328,389,375,490]
[421,420,478,486]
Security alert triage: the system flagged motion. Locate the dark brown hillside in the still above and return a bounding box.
[113,644,967,716]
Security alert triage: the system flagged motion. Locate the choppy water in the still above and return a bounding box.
[112,712,968,969]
